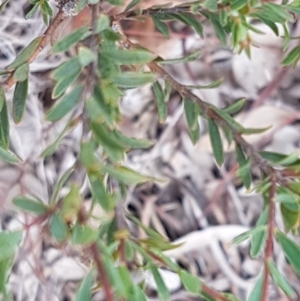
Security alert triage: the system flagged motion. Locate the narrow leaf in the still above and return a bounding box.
[13,196,47,214]
[0,100,9,149]
[13,63,29,82]
[268,260,296,297]
[223,98,245,114]
[75,271,94,301]
[51,57,82,81]
[7,37,42,70]
[125,0,142,11]
[114,72,155,88]
[157,50,201,65]
[25,3,39,19]
[179,270,201,294]
[13,78,28,124]
[246,273,263,301]
[235,144,251,189]
[275,231,300,277]
[186,78,223,89]
[52,69,81,99]
[101,49,157,65]
[0,147,20,164]
[152,16,169,38]
[153,81,167,122]
[101,165,153,185]
[50,213,68,241]
[52,26,88,53]
[78,46,97,67]
[46,85,83,121]
[96,14,110,33]
[208,119,224,166]
[0,231,22,260]
[149,265,169,301]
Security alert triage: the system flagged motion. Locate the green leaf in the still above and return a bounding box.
[203,0,218,10]
[125,0,142,11]
[6,37,42,70]
[179,270,201,294]
[153,81,167,122]
[268,260,296,297]
[172,13,203,37]
[259,151,286,163]
[246,272,263,301]
[231,225,265,245]
[52,26,88,53]
[102,49,157,65]
[40,0,52,16]
[130,285,147,301]
[0,87,4,112]
[25,3,39,19]
[96,14,110,33]
[0,100,9,150]
[0,147,20,164]
[51,57,82,81]
[0,257,13,298]
[105,0,123,4]
[149,264,169,301]
[89,174,115,211]
[207,13,227,45]
[250,226,266,258]
[0,231,22,261]
[184,98,200,144]
[235,144,251,189]
[50,213,68,241]
[13,196,47,214]
[91,122,125,162]
[12,78,28,124]
[61,184,81,222]
[78,46,97,67]
[50,166,74,204]
[223,98,245,114]
[208,119,223,166]
[184,99,199,131]
[113,131,153,149]
[72,224,97,245]
[114,72,155,88]
[230,0,248,11]
[240,126,271,135]
[52,68,82,99]
[46,85,83,121]
[117,265,132,297]
[186,78,223,89]
[13,63,29,82]
[75,271,94,301]
[101,165,153,185]
[152,16,169,38]
[250,207,268,258]
[275,231,300,277]
[157,50,201,65]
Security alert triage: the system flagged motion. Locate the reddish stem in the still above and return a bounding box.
[89,243,114,301]
[260,174,276,301]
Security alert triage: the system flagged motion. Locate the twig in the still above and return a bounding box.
[260,175,276,301]
[89,243,114,301]
[1,9,66,92]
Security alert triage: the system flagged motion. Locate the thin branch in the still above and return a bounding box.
[1,9,66,92]
[89,243,114,301]
[260,174,276,301]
